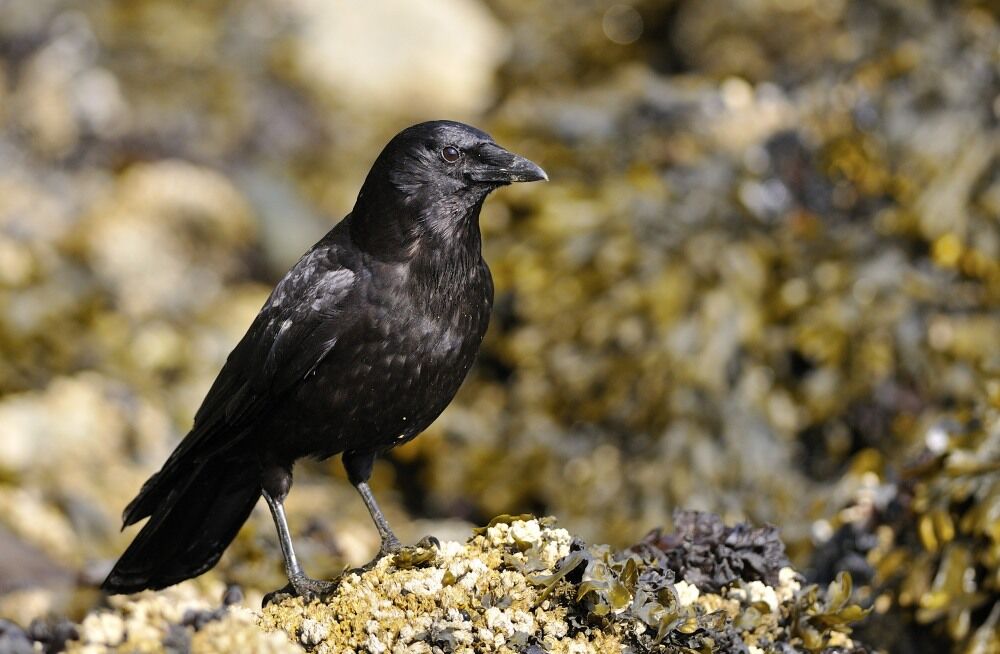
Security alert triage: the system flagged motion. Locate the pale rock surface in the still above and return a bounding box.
[278,0,509,116]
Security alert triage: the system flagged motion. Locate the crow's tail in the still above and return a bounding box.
[101,455,262,594]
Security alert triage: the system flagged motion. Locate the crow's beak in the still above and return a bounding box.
[470,143,548,184]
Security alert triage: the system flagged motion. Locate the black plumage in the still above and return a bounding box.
[102,121,547,598]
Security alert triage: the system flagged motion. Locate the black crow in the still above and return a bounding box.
[102,121,547,598]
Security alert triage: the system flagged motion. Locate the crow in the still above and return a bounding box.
[102,121,547,599]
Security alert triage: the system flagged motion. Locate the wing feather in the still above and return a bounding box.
[174,239,357,461]
[123,227,362,526]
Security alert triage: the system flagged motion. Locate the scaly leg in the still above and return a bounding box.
[343,450,403,569]
[261,465,336,603]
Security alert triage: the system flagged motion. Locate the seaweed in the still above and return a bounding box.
[528,512,867,653]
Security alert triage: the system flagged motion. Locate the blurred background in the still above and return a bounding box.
[0,0,997,651]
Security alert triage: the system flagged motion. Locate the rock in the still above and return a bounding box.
[276,0,509,115]
[79,160,257,319]
[50,514,868,653]
[0,524,74,595]
[78,612,125,648]
[297,618,327,647]
[26,616,79,654]
[0,619,33,654]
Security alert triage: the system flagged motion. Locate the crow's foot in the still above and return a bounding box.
[262,574,337,606]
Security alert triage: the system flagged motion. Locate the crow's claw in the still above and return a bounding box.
[262,574,337,606]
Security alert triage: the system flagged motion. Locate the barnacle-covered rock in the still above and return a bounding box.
[65,582,300,654]
[44,515,868,653]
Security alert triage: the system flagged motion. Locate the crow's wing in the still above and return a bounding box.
[194,252,358,434]
[123,233,361,526]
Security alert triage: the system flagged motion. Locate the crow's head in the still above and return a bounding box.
[353,121,546,252]
[381,120,547,195]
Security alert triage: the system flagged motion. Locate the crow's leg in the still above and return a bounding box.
[343,450,402,563]
[342,450,441,573]
[261,464,336,603]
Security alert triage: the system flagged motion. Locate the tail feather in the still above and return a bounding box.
[103,457,261,594]
[121,468,172,528]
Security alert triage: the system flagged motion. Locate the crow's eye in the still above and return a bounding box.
[441,146,461,163]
